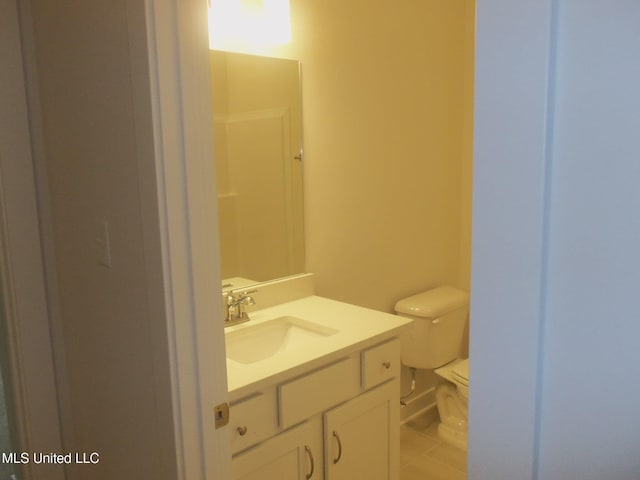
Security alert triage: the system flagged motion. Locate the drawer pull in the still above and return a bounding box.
[332,431,343,464]
[305,445,315,479]
[237,426,248,436]
[382,361,391,369]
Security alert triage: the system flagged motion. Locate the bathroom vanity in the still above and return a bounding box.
[225,280,411,480]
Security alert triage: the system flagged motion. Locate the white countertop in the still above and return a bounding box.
[225,295,413,400]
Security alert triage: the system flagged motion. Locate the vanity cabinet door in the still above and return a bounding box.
[231,417,323,480]
[324,381,399,480]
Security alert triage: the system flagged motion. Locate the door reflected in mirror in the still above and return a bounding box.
[210,51,304,286]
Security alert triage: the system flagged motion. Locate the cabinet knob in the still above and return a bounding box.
[237,426,248,436]
[382,361,391,369]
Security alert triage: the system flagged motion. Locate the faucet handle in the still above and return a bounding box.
[238,288,258,297]
[241,295,256,307]
[234,289,257,308]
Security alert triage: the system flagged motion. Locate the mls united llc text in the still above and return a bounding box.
[2,452,100,465]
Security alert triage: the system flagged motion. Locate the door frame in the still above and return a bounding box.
[142,0,230,478]
[150,0,557,477]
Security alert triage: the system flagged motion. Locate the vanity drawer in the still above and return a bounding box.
[361,339,400,389]
[230,390,279,455]
[278,357,359,429]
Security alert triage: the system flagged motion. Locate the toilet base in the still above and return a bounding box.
[437,422,468,451]
[435,382,468,451]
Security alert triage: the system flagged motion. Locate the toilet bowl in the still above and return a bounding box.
[434,358,469,450]
[395,286,470,450]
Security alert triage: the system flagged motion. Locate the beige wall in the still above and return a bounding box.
[26,0,177,478]
[214,0,475,412]
[294,1,474,315]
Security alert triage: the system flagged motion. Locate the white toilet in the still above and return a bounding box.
[395,286,470,451]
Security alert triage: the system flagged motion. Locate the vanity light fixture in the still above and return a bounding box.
[208,0,291,51]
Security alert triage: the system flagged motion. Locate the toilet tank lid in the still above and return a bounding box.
[395,286,469,318]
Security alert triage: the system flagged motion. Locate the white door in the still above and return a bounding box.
[471,1,640,479]
[324,382,398,480]
[232,418,322,480]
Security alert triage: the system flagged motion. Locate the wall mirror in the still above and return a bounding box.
[210,50,305,288]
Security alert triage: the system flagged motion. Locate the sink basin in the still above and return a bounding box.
[225,316,339,364]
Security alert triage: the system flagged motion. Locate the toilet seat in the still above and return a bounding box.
[451,358,469,386]
[434,358,469,384]
[435,358,469,400]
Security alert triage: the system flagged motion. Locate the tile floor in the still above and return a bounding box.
[400,413,467,480]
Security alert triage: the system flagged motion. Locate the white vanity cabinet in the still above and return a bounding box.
[229,338,401,480]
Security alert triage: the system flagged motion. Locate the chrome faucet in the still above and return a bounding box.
[223,289,257,326]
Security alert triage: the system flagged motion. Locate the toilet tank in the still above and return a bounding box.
[395,286,469,369]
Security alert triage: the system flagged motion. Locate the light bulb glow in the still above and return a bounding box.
[209,0,291,51]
